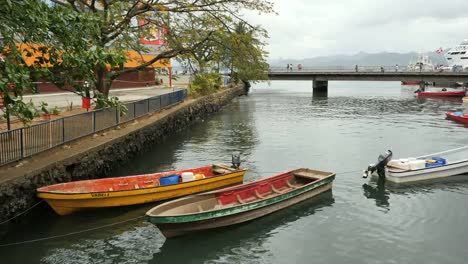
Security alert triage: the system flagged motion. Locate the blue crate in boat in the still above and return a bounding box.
[425,163,443,168]
[425,157,446,168]
[160,174,180,186]
[431,157,446,165]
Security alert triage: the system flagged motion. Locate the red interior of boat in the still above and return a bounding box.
[215,172,316,205]
[38,166,220,193]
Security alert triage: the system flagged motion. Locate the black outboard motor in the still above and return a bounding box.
[363,150,393,178]
[231,152,241,169]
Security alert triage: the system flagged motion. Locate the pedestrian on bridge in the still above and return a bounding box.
[380,66,385,73]
[355,64,358,72]
[395,64,399,72]
[286,64,290,72]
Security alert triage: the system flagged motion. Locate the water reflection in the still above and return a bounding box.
[151,191,334,264]
[216,100,259,158]
[362,175,468,212]
[0,203,162,264]
[41,222,164,264]
[111,98,258,177]
[362,177,390,211]
[384,174,468,195]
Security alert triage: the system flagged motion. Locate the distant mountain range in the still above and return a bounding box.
[269,52,447,67]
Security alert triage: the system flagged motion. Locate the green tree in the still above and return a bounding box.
[182,20,270,84]
[219,21,270,83]
[47,0,274,95]
[0,0,274,126]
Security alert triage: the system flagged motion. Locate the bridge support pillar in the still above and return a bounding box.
[313,80,328,97]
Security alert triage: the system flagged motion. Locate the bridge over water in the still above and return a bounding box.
[267,66,468,96]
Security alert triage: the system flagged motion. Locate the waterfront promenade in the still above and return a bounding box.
[0,75,191,131]
[25,74,191,109]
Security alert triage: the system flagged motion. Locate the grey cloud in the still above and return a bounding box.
[244,0,468,59]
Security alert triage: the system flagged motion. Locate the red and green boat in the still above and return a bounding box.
[146,168,335,238]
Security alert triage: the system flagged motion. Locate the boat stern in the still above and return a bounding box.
[363,150,393,178]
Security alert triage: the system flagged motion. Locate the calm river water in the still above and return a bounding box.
[1,81,468,264]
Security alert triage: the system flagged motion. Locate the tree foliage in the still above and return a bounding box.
[189,72,223,96]
[0,0,274,126]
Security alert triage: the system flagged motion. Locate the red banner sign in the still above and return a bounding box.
[138,19,167,46]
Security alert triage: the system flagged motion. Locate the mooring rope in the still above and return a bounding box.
[0,215,146,248]
[252,169,362,175]
[0,200,44,225]
[336,169,363,175]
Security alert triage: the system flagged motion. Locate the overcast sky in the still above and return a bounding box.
[243,0,468,59]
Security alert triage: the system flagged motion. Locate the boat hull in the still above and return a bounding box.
[38,170,245,215]
[446,112,468,124]
[149,176,334,238]
[417,91,465,97]
[386,160,468,183]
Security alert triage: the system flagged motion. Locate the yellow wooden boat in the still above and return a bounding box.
[37,164,246,215]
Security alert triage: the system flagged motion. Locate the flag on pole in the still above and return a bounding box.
[436,47,444,54]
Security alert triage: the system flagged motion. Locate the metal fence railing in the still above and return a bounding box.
[0,89,187,167]
[268,65,430,73]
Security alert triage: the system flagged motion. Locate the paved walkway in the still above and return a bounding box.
[23,86,179,109]
[23,74,191,109]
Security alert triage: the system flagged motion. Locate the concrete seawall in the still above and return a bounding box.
[0,87,245,222]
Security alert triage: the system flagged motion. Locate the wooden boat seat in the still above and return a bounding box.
[293,171,319,180]
[236,194,245,204]
[214,164,236,171]
[254,189,265,199]
[271,184,284,194]
[212,164,236,175]
[214,199,223,209]
[213,168,230,175]
[286,180,298,189]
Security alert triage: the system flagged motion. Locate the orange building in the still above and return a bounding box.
[9,14,171,93]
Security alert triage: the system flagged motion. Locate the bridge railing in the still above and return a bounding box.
[268,65,435,73]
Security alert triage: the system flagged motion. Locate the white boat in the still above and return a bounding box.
[443,39,468,71]
[363,147,468,183]
[406,54,435,72]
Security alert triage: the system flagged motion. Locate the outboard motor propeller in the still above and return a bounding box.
[363,150,393,178]
[231,152,241,169]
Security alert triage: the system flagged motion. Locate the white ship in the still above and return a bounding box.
[407,54,435,72]
[443,40,468,70]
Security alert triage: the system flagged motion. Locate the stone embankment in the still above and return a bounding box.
[0,86,245,222]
